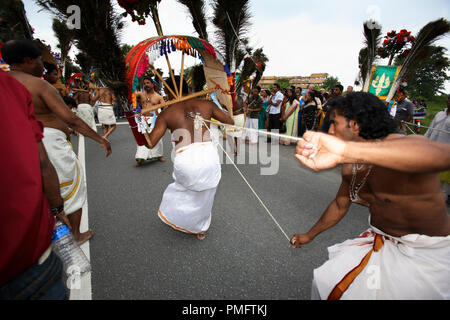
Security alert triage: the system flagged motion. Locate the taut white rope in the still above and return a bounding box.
[402,120,450,135]
[196,116,319,159]
[198,115,292,243]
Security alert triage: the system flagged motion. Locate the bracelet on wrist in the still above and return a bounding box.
[50,204,64,216]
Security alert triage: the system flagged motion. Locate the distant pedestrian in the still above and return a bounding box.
[394,88,415,134]
[281,88,300,145]
[299,90,319,136]
[425,95,450,206]
[267,83,284,142]
[244,86,264,144]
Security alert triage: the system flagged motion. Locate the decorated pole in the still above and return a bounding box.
[118,1,234,147]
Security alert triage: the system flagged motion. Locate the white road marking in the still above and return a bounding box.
[69,134,92,300]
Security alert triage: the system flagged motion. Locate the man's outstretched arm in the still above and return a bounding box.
[291,176,351,248]
[296,131,450,174]
[39,80,111,157]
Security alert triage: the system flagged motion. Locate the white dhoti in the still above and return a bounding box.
[313,223,450,300]
[226,114,245,138]
[158,142,221,234]
[243,117,259,144]
[135,116,163,161]
[135,139,164,161]
[42,128,87,215]
[97,103,116,125]
[76,104,97,132]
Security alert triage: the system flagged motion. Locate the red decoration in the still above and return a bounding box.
[377,29,415,65]
[117,0,161,25]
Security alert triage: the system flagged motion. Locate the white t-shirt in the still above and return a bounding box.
[269,91,284,114]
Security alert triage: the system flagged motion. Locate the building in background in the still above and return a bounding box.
[258,73,328,91]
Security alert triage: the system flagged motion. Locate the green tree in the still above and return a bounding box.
[395,46,450,100]
[121,43,133,59]
[0,0,33,42]
[52,18,75,78]
[63,60,82,81]
[277,78,290,90]
[37,0,129,109]
[322,76,340,91]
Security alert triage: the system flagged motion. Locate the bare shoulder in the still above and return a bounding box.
[33,76,55,89]
[384,133,428,142]
[196,99,216,109]
[12,71,47,90]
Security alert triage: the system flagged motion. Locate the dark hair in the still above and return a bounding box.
[264,89,271,96]
[164,75,189,95]
[307,89,318,105]
[63,96,77,109]
[1,39,42,65]
[143,76,153,83]
[273,83,280,90]
[44,62,58,74]
[398,87,408,94]
[334,84,344,92]
[328,92,398,140]
[287,88,297,104]
[254,85,261,92]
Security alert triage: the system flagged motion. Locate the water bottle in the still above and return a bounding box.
[52,220,91,276]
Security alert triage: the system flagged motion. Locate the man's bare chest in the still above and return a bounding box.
[142,94,160,106]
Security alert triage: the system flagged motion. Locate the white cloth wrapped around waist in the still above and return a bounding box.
[226,114,245,138]
[173,141,221,192]
[76,104,97,132]
[135,127,163,160]
[42,127,87,215]
[158,141,221,234]
[313,221,450,300]
[97,103,116,125]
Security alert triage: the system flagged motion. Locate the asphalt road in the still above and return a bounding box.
[77,123,370,300]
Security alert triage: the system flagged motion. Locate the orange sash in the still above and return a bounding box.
[328,234,384,300]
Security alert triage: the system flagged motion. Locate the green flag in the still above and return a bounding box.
[367,65,401,100]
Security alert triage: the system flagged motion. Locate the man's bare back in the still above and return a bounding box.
[96,88,115,105]
[74,90,92,105]
[149,98,234,150]
[10,70,71,135]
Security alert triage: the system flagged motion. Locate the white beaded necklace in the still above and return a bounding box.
[349,164,373,204]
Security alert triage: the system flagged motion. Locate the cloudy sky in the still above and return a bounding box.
[23,0,450,92]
